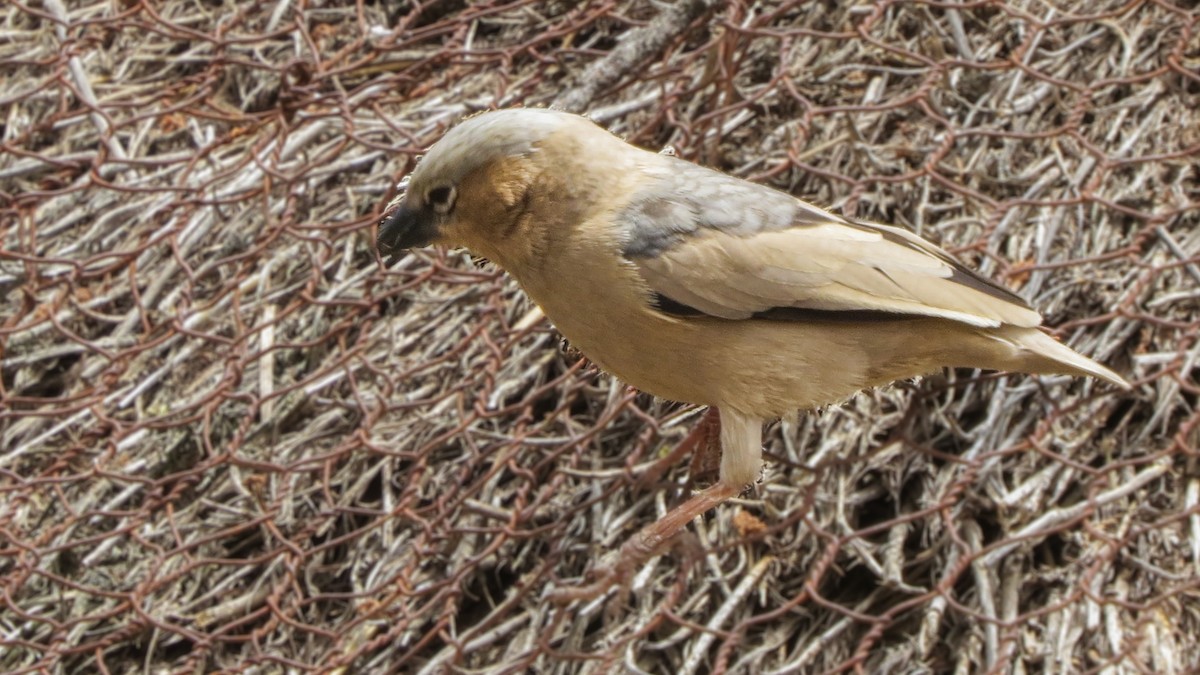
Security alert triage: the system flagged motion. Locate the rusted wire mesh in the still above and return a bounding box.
[2,0,1198,672]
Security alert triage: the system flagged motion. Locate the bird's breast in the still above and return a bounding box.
[513,237,721,406]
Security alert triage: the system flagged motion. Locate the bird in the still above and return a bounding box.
[377,107,1129,596]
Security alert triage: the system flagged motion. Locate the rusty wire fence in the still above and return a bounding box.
[2,0,1198,672]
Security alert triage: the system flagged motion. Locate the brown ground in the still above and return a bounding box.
[2,1,1198,672]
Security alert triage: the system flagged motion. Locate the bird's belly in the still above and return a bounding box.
[519,249,969,418]
[542,303,958,418]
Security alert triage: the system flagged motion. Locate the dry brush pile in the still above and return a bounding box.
[1,0,1198,672]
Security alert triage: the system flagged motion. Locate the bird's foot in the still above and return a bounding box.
[547,482,741,604]
[546,525,704,605]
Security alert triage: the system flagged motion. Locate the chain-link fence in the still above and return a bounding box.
[2,0,1198,672]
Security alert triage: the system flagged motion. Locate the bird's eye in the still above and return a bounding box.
[426,185,456,214]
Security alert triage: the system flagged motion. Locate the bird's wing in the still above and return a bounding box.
[622,166,1041,329]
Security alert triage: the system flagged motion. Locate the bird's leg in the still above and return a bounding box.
[550,408,763,603]
[624,408,762,559]
[636,406,721,490]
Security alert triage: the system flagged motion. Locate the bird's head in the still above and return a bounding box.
[377,108,612,269]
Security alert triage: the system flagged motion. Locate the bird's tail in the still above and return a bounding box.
[979,325,1130,389]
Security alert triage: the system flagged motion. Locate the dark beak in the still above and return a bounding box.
[377,202,440,266]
